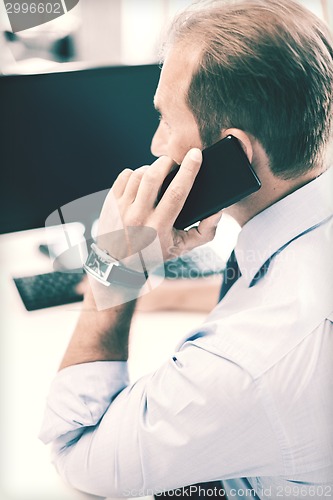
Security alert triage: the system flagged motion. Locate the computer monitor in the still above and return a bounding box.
[0,64,160,234]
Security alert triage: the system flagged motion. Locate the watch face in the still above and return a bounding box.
[86,252,109,278]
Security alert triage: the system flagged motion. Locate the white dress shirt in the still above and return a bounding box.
[39,167,333,500]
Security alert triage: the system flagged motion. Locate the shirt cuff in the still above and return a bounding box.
[39,361,129,444]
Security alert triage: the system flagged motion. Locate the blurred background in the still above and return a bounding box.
[0,0,332,74]
[0,0,332,237]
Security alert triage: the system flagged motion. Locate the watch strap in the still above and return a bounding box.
[108,263,147,288]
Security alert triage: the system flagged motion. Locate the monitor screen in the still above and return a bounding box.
[0,64,160,234]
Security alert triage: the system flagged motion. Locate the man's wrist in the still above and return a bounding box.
[59,286,136,370]
[82,279,137,313]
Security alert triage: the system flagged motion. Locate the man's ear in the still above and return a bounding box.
[221,128,254,163]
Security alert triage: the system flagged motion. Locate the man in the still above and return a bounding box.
[39,1,333,498]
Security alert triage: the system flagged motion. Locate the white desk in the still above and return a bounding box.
[0,227,207,500]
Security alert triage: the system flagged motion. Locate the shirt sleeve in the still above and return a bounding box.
[39,342,282,498]
[39,361,129,444]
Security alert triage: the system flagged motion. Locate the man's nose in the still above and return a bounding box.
[150,122,168,157]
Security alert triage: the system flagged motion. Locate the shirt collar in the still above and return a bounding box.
[235,167,333,286]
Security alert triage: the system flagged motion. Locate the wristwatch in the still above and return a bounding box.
[83,243,147,288]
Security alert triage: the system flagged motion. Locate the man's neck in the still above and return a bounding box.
[226,166,323,228]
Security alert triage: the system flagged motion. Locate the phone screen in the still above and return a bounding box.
[157,135,261,229]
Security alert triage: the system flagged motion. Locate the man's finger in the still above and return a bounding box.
[121,165,149,204]
[112,168,133,198]
[134,155,175,211]
[154,148,202,225]
[180,210,223,251]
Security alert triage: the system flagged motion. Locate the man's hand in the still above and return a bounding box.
[59,150,222,370]
[97,149,222,266]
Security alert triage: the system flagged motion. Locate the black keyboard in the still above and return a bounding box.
[14,271,84,311]
[14,247,225,311]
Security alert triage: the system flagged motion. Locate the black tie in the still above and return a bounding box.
[218,250,241,302]
[156,480,227,498]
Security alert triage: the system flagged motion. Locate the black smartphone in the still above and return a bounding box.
[157,135,261,229]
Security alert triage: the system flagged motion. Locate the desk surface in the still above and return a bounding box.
[0,226,208,500]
